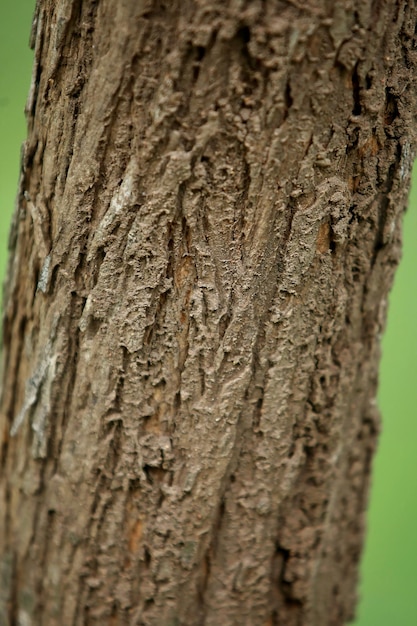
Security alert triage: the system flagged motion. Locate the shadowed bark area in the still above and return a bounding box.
[1,1,417,625]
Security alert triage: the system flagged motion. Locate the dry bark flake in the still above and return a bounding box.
[1,1,417,625]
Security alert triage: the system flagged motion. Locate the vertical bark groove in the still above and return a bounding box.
[1,1,417,625]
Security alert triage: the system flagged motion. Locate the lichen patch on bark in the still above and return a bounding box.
[1,1,417,625]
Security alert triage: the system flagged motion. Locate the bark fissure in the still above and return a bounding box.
[1,1,417,625]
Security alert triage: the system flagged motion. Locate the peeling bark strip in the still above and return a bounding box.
[1,1,416,625]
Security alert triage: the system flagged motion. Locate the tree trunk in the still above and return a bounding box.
[1,1,416,625]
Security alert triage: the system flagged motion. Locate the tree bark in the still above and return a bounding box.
[1,1,416,625]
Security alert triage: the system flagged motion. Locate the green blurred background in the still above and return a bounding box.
[0,3,416,624]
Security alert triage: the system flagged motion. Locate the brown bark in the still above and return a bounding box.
[1,1,416,625]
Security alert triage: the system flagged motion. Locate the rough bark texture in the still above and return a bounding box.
[1,1,417,625]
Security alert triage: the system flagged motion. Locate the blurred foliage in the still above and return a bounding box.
[0,2,415,624]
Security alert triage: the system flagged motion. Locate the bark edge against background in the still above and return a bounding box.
[1,1,417,625]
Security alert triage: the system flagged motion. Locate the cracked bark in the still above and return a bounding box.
[1,1,417,625]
